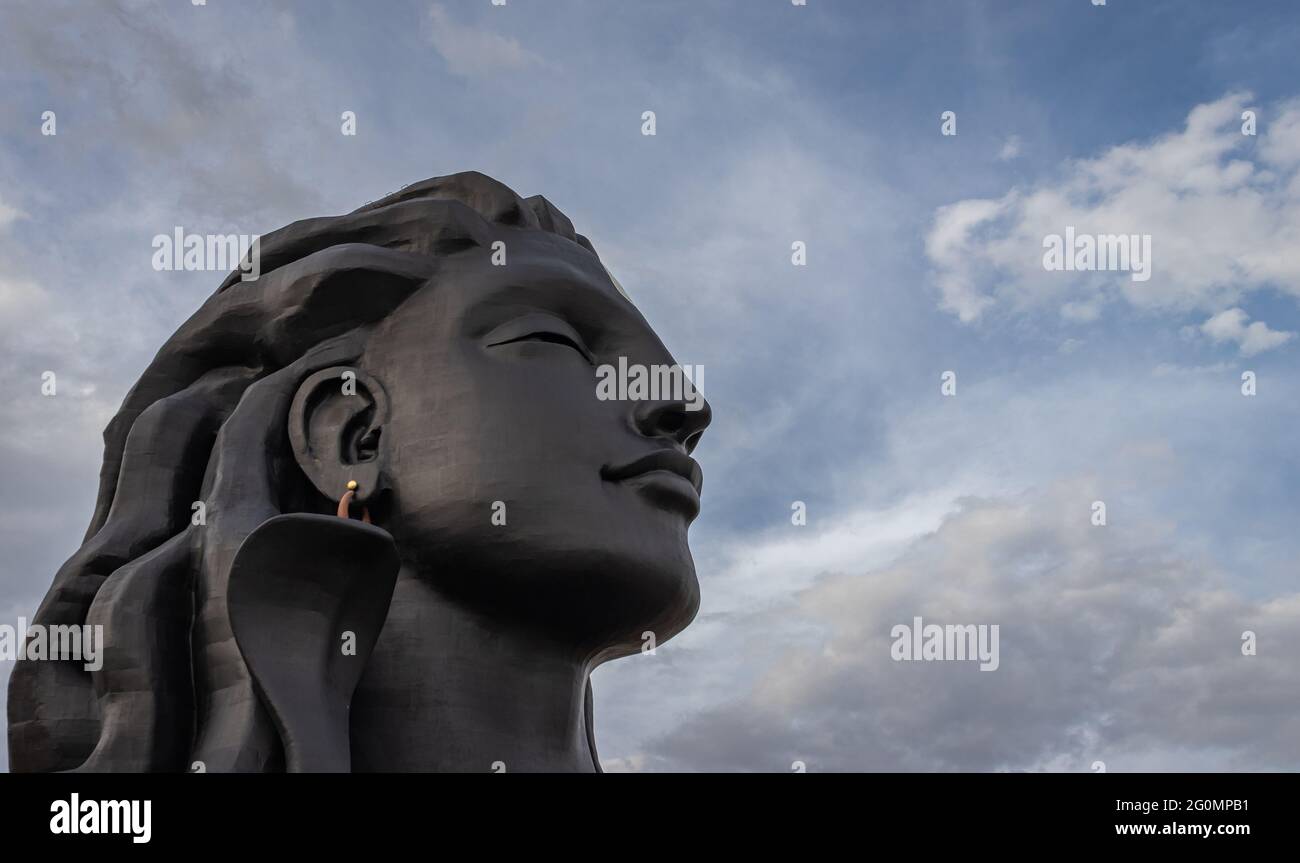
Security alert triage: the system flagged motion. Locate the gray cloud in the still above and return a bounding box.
[633,477,1300,772]
[426,2,544,79]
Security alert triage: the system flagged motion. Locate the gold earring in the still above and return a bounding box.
[336,480,371,523]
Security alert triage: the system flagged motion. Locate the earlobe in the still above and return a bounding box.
[288,366,390,508]
[228,511,400,772]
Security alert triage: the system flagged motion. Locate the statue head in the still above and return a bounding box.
[8,172,711,772]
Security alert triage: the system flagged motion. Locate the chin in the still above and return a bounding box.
[395,505,702,650]
[575,545,701,660]
[481,554,700,656]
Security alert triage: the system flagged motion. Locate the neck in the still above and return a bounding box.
[351,565,599,773]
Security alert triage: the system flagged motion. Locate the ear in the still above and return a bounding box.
[289,366,390,507]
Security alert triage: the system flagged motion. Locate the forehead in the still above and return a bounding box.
[435,231,657,338]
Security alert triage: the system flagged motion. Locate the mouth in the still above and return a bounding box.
[601,450,703,515]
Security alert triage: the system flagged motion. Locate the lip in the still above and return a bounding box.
[602,450,703,514]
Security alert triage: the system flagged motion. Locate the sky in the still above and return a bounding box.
[2,0,1299,772]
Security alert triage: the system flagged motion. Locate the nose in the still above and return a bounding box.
[633,393,712,453]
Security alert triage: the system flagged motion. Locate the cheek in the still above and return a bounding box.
[467,346,617,457]
[385,351,617,515]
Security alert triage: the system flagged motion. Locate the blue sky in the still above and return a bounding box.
[3,0,1299,771]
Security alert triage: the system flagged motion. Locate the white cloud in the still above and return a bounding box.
[1060,298,1102,322]
[0,197,24,228]
[997,135,1022,161]
[427,3,542,79]
[1200,307,1294,356]
[1258,98,1300,170]
[0,278,48,329]
[925,93,1300,328]
[924,196,1007,322]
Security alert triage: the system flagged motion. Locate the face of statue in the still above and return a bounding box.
[353,232,711,652]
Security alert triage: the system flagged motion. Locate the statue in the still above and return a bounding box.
[7,172,712,772]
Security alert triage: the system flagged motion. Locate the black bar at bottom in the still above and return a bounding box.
[0,773,1284,848]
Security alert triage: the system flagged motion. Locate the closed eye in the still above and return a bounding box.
[491,330,587,355]
[484,313,595,364]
